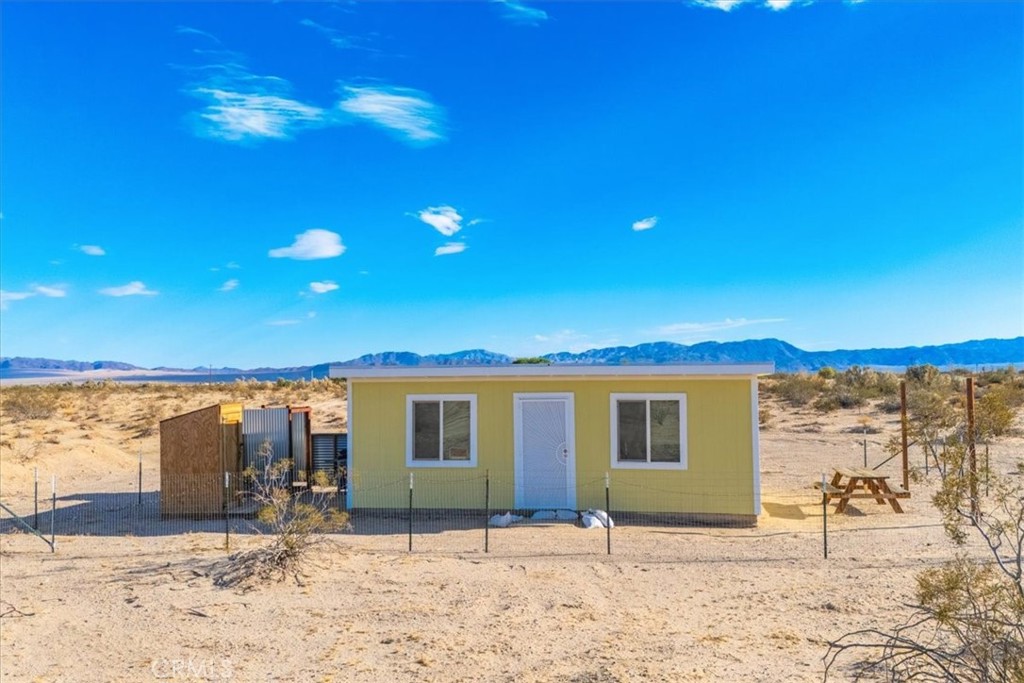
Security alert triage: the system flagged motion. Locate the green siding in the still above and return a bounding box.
[349,377,755,515]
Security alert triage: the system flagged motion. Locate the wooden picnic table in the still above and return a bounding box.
[823,467,908,514]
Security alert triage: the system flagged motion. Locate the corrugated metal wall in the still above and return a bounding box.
[243,407,290,472]
[312,433,347,474]
[290,410,310,479]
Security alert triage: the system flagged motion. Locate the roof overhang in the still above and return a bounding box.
[330,363,774,381]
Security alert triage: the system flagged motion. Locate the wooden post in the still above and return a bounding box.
[900,381,910,490]
[967,377,978,516]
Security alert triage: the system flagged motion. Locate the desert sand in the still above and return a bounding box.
[1,379,1020,682]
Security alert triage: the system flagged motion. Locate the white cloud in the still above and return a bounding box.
[692,0,814,10]
[183,55,330,143]
[338,85,445,145]
[191,87,327,142]
[417,206,463,237]
[309,280,339,294]
[99,281,158,297]
[219,279,239,292]
[80,245,106,256]
[299,18,375,52]
[435,242,467,256]
[632,216,658,232]
[182,43,445,147]
[495,0,549,25]
[0,290,34,310]
[34,285,66,298]
[691,0,747,11]
[176,25,221,44]
[654,317,785,336]
[533,329,580,344]
[269,229,346,260]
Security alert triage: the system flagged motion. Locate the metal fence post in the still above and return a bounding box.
[50,475,56,552]
[484,470,490,554]
[342,464,350,511]
[408,472,414,553]
[34,467,39,530]
[138,450,143,506]
[605,472,611,556]
[224,471,230,551]
[821,473,828,560]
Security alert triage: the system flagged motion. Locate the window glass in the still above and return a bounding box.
[443,400,471,460]
[649,400,681,462]
[617,400,648,461]
[413,401,440,460]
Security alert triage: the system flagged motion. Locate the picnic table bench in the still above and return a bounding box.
[812,467,908,514]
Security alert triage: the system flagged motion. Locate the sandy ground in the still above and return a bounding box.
[0,382,1020,682]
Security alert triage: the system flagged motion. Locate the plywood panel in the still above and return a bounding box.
[160,404,226,516]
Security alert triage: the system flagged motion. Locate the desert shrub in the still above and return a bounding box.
[982,380,1024,410]
[758,405,772,428]
[817,366,838,380]
[905,364,943,387]
[827,447,1024,682]
[976,391,1016,440]
[836,390,867,409]
[1,387,62,421]
[216,440,348,589]
[773,373,823,406]
[813,394,840,413]
[835,366,896,401]
[878,397,902,414]
[874,371,901,397]
[813,387,867,413]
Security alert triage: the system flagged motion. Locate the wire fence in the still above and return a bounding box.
[0,467,886,558]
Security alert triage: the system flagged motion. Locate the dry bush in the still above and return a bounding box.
[772,373,824,406]
[827,377,1024,683]
[214,440,348,590]
[1,387,63,421]
[826,449,1024,682]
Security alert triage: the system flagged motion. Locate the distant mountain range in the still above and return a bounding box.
[2,337,1021,379]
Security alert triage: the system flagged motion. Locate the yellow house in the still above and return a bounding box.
[330,363,773,525]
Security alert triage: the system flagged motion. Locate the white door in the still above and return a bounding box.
[514,393,575,510]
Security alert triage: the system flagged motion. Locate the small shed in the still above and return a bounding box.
[159,403,242,517]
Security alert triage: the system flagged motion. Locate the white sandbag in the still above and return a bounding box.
[581,509,614,529]
[489,512,523,528]
[531,510,557,520]
[555,509,578,521]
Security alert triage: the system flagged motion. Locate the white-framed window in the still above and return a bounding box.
[610,393,687,470]
[405,394,478,468]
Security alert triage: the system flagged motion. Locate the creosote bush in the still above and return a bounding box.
[215,441,349,590]
[827,403,1024,681]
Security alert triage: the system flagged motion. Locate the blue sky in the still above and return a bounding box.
[1,0,1021,368]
